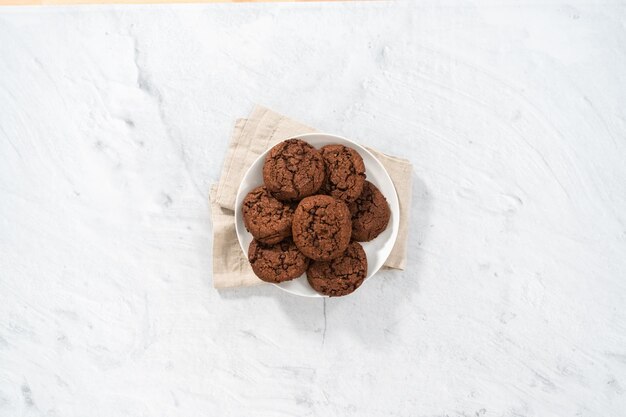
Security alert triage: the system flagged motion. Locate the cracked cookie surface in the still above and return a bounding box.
[263,139,325,201]
[248,239,309,283]
[349,181,391,242]
[292,195,351,261]
[307,242,368,297]
[242,186,293,244]
[320,144,365,202]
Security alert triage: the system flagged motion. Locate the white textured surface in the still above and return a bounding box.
[1,2,626,416]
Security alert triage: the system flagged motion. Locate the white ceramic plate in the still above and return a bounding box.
[234,133,400,297]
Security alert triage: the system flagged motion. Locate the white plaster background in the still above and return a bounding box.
[1,1,626,416]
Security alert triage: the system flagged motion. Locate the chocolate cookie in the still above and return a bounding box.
[292,195,351,261]
[242,186,293,245]
[248,239,309,283]
[349,181,391,242]
[320,144,366,202]
[307,242,368,297]
[263,139,325,201]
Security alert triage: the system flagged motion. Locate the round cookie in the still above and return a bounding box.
[248,239,309,283]
[307,242,368,297]
[263,139,325,201]
[292,195,351,261]
[242,186,294,245]
[349,181,391,242]
[320,144,366,202]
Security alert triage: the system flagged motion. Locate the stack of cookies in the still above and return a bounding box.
[242,139,391,297]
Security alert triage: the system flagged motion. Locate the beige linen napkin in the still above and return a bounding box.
[210,105,412,289]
